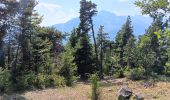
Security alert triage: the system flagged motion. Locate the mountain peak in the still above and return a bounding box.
[53,11,152,37]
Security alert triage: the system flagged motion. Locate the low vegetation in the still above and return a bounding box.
[0,0,170,100]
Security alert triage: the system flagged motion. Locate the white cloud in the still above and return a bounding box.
[36,2,78,26]
[40,10,78,26]
[37,2,61,12]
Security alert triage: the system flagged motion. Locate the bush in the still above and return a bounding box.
[125,67,145,80]
[45,74,65,87]
[90,74,101,100]
[60,64,76,86]
[113,68,124,78]
[26,73,37,89]
[0,68,12,93]
[36,74,46,89]
[14,73,38,91]
[55,75,65,87]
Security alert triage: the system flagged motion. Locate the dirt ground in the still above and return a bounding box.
[1,78,170,100]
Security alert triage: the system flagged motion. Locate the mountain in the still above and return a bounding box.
[52,11,152,38]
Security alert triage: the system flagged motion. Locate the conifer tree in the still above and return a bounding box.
[96,26,109,77]
[75,33,95,79]
[74,0,97,79]
[114,16,135,68]
[60,44,77,86]
[69,28,78,48]
[0,0,19,68]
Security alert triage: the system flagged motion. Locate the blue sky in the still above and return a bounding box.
[35,0,140,26]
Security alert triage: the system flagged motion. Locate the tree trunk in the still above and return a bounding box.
[0,40,5,68]
[100,31,103,77]
[90,19,100,75]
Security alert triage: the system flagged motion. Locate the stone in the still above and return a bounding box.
[134,93,144,100]
[118,86,132,100]
[108,88,113,91]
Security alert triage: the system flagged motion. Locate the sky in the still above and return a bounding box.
[35,0,140,26]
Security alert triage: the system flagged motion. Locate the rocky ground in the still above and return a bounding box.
[1,78,170,100]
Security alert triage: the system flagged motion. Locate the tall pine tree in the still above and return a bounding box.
[114,16,135,68]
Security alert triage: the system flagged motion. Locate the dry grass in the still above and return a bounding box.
[1,78,170,100]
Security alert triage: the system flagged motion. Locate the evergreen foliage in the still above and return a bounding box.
[90,73,100,100]
[60,44,77,86]
[75,33,95,79]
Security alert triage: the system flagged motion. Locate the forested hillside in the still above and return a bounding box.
[0,0,170,100]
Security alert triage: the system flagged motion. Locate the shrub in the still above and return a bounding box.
[90,73,101,100]
[113,68,124,78]
[125,67,145,80]
[60,64,76,86]
[54,75,65,87]
[36,74,46,89]
[12,75,29,91]
[45,74,65,87]
[26,73,37,89]
[0,68,12,93]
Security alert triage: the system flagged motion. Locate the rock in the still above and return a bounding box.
[118,86,132,100]
[108,89,113,91]
[134,93,144,100]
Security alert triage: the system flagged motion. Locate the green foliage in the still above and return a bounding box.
[136,31,165,75]
[96,26,110,77]
[135,0,170,19]
[104,55,114,75]
[69,28,78,48]
[125,67,145,80]
[113,68,124,78]
[114,16,135,68]
[73,0,98,79]
[75,34,95,79]
[1,0,170,94]
[90,74,100,100]
[77,0,97,34]
[36,74,46,89]
[60,44,77,86]
[45,74,65,87]
[26,73,37,89]
[0,68,12,93]
[164,29,170,75]
[36,74,65,89]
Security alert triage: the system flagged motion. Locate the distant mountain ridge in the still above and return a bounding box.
[52,11,152,38]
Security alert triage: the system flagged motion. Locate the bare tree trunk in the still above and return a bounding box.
[0,40,5,68]
[100,30,103,77]
[90,19,100,75]
[7,34,11,69]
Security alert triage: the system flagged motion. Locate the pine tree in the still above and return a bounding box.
[75,33,95,79]
[74,0,97,79]
[32,32,52,75]
[69,28,78,48]
[0,0,19,68]
[17,0,42,73]
[77,0,99,71]
[96,25,109,77]
[60,44,77,86]
[10,0,43,89]
[114,16,135,68]
[77,0,97,36]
